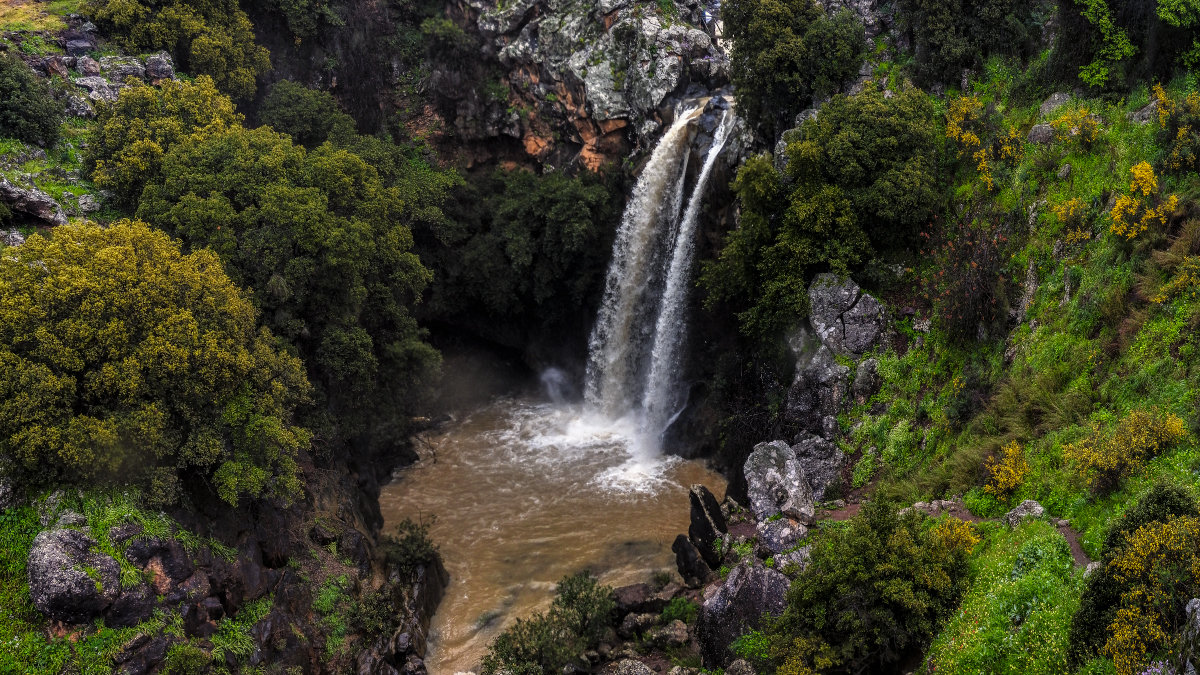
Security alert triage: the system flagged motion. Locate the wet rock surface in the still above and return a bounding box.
[28,529,121,623]
[696,560,789,667]
[808,273,887,357]
[744,440,815,523]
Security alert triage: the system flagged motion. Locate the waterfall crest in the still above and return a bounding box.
[584,99,736,447]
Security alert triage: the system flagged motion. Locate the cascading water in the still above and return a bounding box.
[585,99,737,446]
[640,108,736,440]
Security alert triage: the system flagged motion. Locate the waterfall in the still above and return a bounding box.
[640,108,735,440]
[584,105,704,417]
[584,99,736,447]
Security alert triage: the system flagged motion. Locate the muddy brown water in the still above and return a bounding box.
[379,397,727,674]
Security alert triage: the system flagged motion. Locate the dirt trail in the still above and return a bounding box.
[815,501,1095,568]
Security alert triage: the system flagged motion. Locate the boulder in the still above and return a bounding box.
[774,545,811,576]
[755,518,806,556]
[1003,499,1046,528]
[73,75,120,102]
[603,660,655,675]
[77,56,100,75]
[646,619,689,648]
[785,344,849,440]
[1040,92,1071,117]
[105,583,155,628]
[807,273,886,356]
[673,534,712,587]
[791,431,844,501]
[744,441,814,523]
[613,583,653,616]
[852,356,880,400]
[2,230,24,247]
[689,484,728,568]
[0,177,67,225]
[99,56,146,83]
[64,38,95,56]
[78,194,100,213]
[144,51,174,81]
[726,661,757,675]
[27,529,121,623]
[1131,100,1158,124]
[65,94,95,118]
[1028,123,1055,144]
[696,561,789,667]
[618,612,659,638]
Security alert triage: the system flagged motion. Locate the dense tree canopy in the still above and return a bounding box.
[259,80,357,149]
[898,0,1043,83]
[83,0,270,98]
[133,120,445,450]
[417,169,621,345]
[86,77,242,208]
[722,0,865,137]
[0,220,311,505]
[0,53,61,147]
[701,86,941,340]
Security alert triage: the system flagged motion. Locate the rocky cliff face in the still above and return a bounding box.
[443,0,728,168]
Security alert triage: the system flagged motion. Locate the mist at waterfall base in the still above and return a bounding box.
[379,100,734,673]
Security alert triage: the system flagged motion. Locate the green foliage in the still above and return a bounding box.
[0,220,311,504]
[82,0,270,98]
[926,522,1081,674]
[0,52,61,147]
[162,643,208,674]
[482,572,614,675]
[212,595,273,663]
[265,0,344,39]
[420,168,621,341]
[379,517,437,581]
[661,597,700,624]
[132,115,446,452]
[85,76,242,208]
[722,0,865,136]
[259,80,357,149]
[701,86,941,341]
[347,586,402,638]
[898,0,1043,83]
[767,503,976,673]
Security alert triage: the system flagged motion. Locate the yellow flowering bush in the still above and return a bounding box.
[932,516,982,554]
[1110,162,1179,239]
[1102,515,1200,675]
[945,95,1022,191]
[1153,83,1200,173]
[1063,409,1188,493]
[1050,107,1102,149]
[984,441,1029,499]
[1153,255,1200,303]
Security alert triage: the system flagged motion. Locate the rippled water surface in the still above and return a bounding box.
[378,396,726,674]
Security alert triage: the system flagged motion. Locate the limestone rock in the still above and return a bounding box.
[78,194,100,213]
[2,230,24,247]
[689,483,728,568]
[1131,100,1158,124]
[0,177,67,225]
[774,545,811,576]
[807,273,886,356]
[28,529,121,623]
[1003,499,1045,528]
[744,441,814,523]
[791,431,844,501]
[852,356,880,400]
[784,342,849,440]
[99,56,146,83]
[726,660,757,675]
[618,612,659,638]
[73,75,120,102]
[603,659,655,675]
[697,561,789,667]
[65,93,95,118]
[755,518,806,556]
[144,51,175,81]
[673,533,712,587]
[77,56,100,75]
[646,619,689,648]
[1028,123,1055,144]
[1040,92,1070,117]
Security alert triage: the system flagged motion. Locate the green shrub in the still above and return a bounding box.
[259,80,357,149]
[722,0,865,136]
[0,52,61,147]
[83,0,270,98]
[348,587,403,637]
[162,643,208,675]
[897,0,1042,83]
[379,518,438,581]
[767,502,977,673]
[481,572,615,675]
[661,597,699,624]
